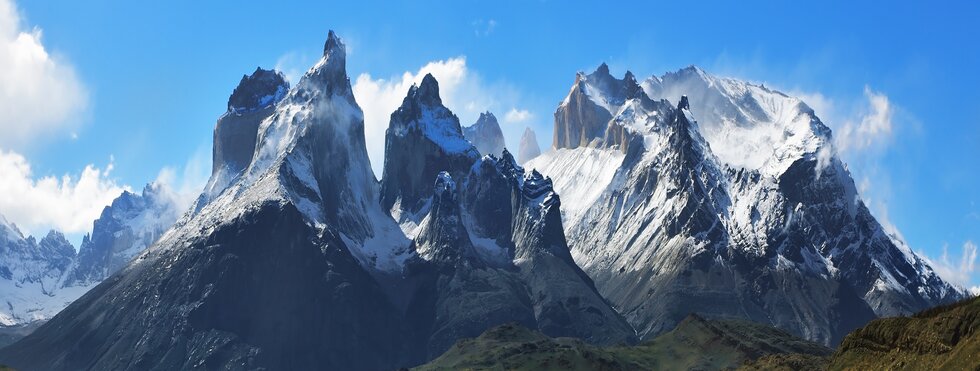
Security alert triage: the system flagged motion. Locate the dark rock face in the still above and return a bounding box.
[410,172,478,265]
[777,156,961,318]
[200,68,288,211]
[218,68,287,167]
[402,151,636,359]
[462,111,506,157]
[0,203,410,370]
[227,68,289,114]
[380,74,480,223]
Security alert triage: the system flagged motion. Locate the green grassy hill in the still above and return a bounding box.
[826,296,980,370]
[416,314,831,371]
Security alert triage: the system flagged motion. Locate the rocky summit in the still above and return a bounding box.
[462,111,506,157]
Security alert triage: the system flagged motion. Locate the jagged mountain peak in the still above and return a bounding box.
[303,30,350,94]
[472,111,500,131]
[555,63,662,150]
[520,170,558,208]
[433,171,456,199]
[227,67,289,114]
[411,171,478,265]
[323,29,343,56]
[623,69,636,82]
[0,213,24,241]
[382,73,478,232]
[38,230,70,247]
[462,110,506,156]
[406,73,443,107]
[678,95,690,110]
[596,62,610,75]
[517,127,541,164]
[387,74,475,158]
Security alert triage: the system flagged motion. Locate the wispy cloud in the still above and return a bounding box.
[503,108,533,124]
[274,51,316,86]
[153,145,210,214]
[920,241,977,290]
[0,0,87,148]
[472,19,497,37]
[835,87,895,155]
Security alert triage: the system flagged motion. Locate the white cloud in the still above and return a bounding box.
[352,57,529,177]
[835,86,894,154]
[0,149,128,236]
[274,51,315,87]
[794,86,894,156]
[921,241,978,289]
[0,0,87,148]
[503,108,533,124]
[153,146,210,214]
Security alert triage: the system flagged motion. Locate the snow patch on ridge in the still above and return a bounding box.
[643,68,830,176]
[526,147,624,227]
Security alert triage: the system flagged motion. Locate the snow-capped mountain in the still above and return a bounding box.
[518,126,541,164]
[0,32,631,370]
[63,183,183,287]
[195,67,289,211]
[0,182,181,330]
[0,214,75,326]
[461,111,506,157]
[528,64,964,345]
[380,74,481,236]
[381,76,633,357]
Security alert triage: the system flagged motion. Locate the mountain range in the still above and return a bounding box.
[0,183,181,344]
[0,31,969,370]
[528,63,961,344]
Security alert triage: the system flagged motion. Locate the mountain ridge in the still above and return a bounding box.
[528,63,963,345]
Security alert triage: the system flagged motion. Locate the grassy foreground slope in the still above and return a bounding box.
[827,296,980,370]
[417,314,831,370]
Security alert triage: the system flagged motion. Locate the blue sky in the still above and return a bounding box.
[1,0,977,288]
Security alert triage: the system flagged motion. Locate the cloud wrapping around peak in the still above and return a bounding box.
[0,0,87,148]
[352,57,533,177]
[835,86,894,155]
[796,85,903,248]
[0,149,128,236]
[921,241,977,290]
[153,146,210,215]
